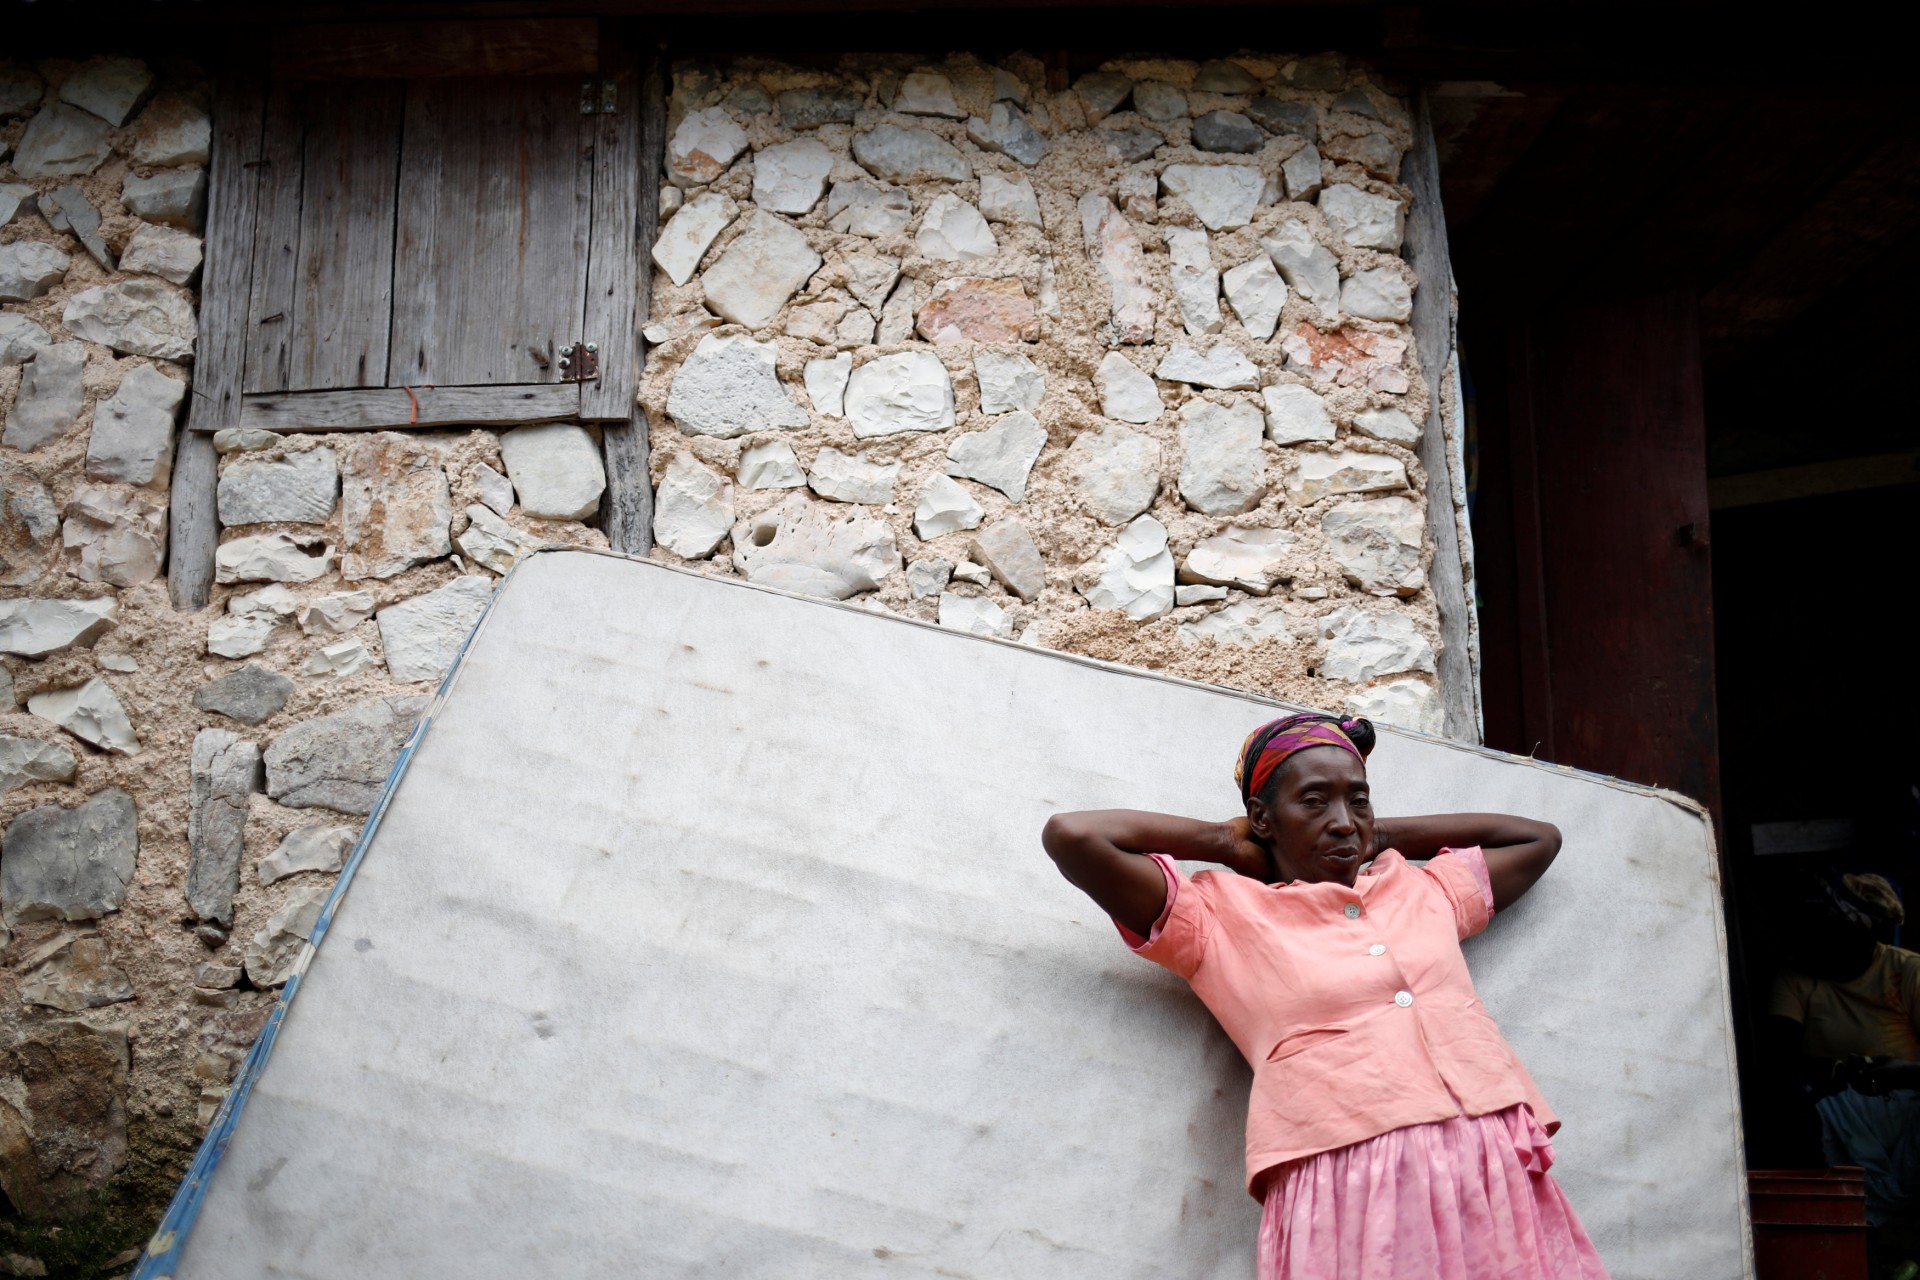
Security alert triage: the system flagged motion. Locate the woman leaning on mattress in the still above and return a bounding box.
[1042,712,1609,1280]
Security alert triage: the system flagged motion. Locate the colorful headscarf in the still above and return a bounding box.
[1235,713,1371,805]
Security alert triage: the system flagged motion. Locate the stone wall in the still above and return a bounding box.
[641,53,1446,732]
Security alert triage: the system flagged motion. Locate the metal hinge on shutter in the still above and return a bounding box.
[580,80,618,114]
[558,341,600,381]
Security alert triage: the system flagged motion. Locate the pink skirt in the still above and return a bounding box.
[1258,1106,1611,1280]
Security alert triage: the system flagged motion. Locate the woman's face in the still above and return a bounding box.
[1247,746,1374,887]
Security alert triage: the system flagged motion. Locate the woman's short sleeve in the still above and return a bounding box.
[1112,853,1215,979]
[1421,845,1496,940]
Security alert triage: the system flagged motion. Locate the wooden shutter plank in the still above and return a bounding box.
[290,81,402,390]
[390,77,590,389]
[242,83,306,395]
[233,384,580,432]
[580,66,640,422]
[173,53,267,609]
[599,53,664,555]
[272,19,598,82]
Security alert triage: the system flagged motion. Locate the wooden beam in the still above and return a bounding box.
[271,18,597,81]
[580,63,642,422]
[172,47,266,610]
[230,384,580,431]
[1708,450,1920,510]
[599,47,663,556]
[1402,89,1479,743]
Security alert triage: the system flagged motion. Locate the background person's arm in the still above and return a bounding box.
[1042,810,1268,937]
[1373,813,1563,911]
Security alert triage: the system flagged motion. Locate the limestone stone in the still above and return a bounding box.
[916,195,996,263]
[1099,124,1165,164]
[1323,495,1426,596]
[1222,254,1288,341]
[1263,220,1340,318]
[233,582,298,619]
[1178,597,1289,647]
[731,493,899,600]
[1181,526,1294,594]
[965,103,1045,166]
[790,354,848,422]
[1318,605,1436,682]
[979,173,1042,227]
[0,1017,130,1218]
[991,66,1028,105]
[1319,183,1406,251]
[1354,406,1421,444]
[454,504,540,575]
[1076,515,1174,620]
[667,106,748,186]
[737,441,806,491]
[1096,352,1163,424]
[85,364,185,487]
[1341,266,1414,322]
[303,636,374,679]
[1067,423,1161,525]
[298,590,376,636]
[845,351,955,439]
[1282,144,1324,201]
[895,71,966,118]
[650,191,737,287]
[1324,129,1402,181]
[752,139,833,215]
[2,343,84,451]
[951,560,991,587]
[1133,81,1187,122]
[1157,343,1259,390]
[213,427,281,454]
[916,277,1036,344]
[1160,164,1262,230]
[61,485,166,586]
[470,463,514,517]
[1192,110,1263,154]
[185,729,263,926]
[1117,169,1157,221]
[1079,195,1154,343]
[970,517,1046,601]
[58,57,151,126]
[826,180,912,237]
[1195,60,1260,93]
[37,185,113,270]
[788,296,848,345]
[1331,89,1382,120]
[807,448,899,505]
[18,935,133,1012]
[1262,383,1338,444]
[1073,72,1133,123]
[938,593,1014,639]
[0,182,32,228]
[206,611,275,660]
[703,214,822,330]
[214,531,335,584]
[907,557,952,599]
[376,577,493,683]
[1279,52,1348,91]
[1166,228,1222,336]
[0,788,136,925]
[245,883,330,988]
[9,104,112,178]
[640,452,728,560]
[0,735,76,798]
[62,279,197,359]
[0,666,11,712]
[975,351,1044,414]
[1287,450,1409,504]
[946,411,1045,501]
[1345,678,1443,736]
[913,474,985,539]
[0,241,71,302]
[498,424,605,521]
[0,466,59,587]
[1248,97,1318,140]
[27,678,139,756]
[0,597,116,657]
[336,433,451,578]
[1280,323,1411,394]
[0,67,42,116]
[216,447,338,525]
[853,124,971,183]
[258,824,355,885]
[778,86,862,129]
[876,277,919,343]
[130,93,211,165]
[1176,584,1228,606]
[1178,399,1268,516]
[266,694,428,813]
[668,333,810,438]
[121,168,206,229]
[0,312,51,364]
[192,663,293,726]
[640,308,719,345]
[841,251,901,312]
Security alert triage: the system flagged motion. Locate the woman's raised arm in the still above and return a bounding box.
[1042,810,1269,937]
[1373,813,1563,911]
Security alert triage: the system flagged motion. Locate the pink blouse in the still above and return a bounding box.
[1116,847,1557,1196]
